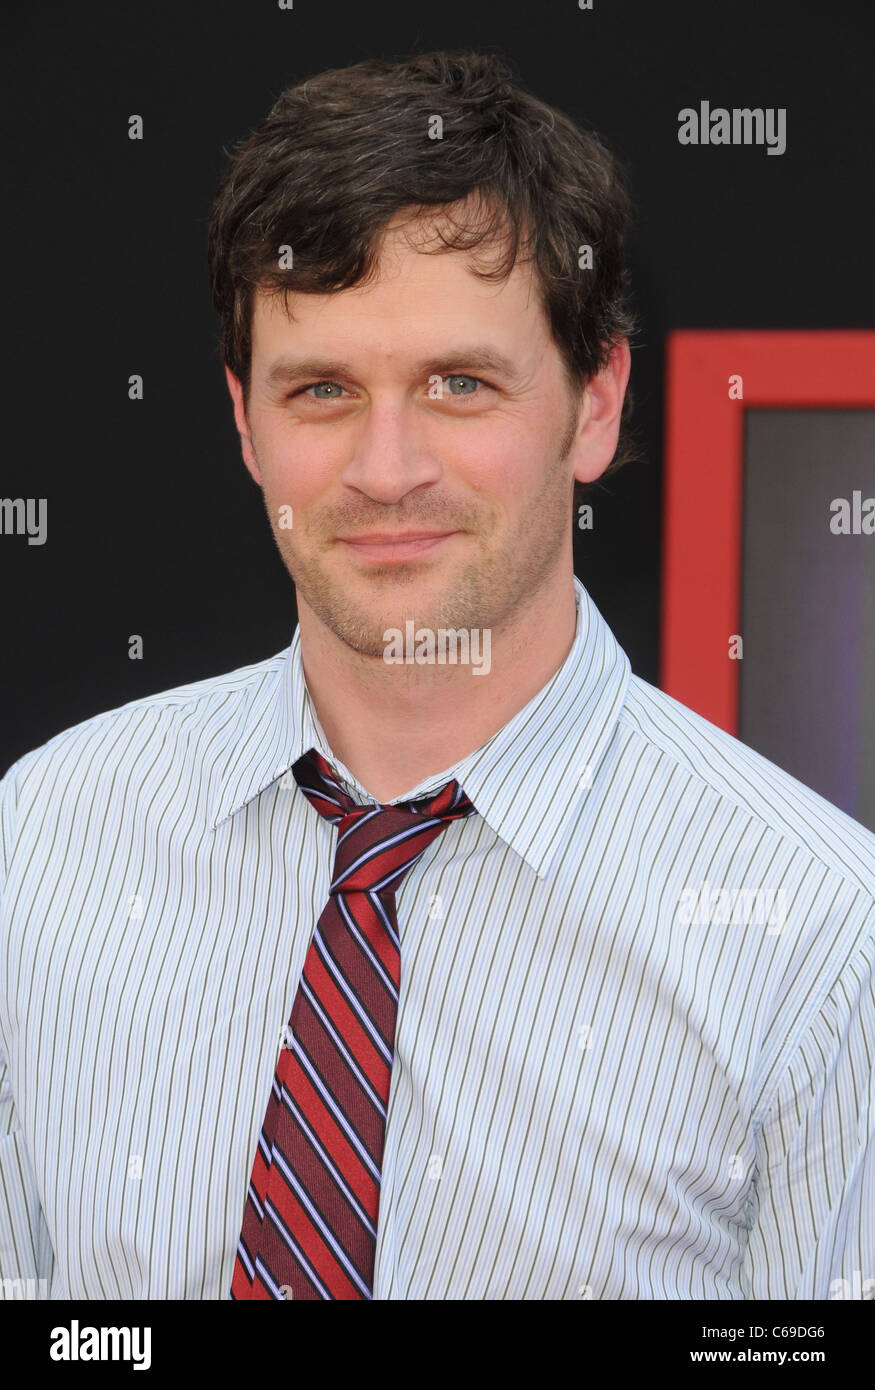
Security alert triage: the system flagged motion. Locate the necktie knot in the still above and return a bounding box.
[291,747,477,896]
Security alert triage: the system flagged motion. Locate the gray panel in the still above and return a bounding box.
[739,410,875,831]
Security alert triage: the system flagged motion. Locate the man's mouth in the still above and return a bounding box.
[336,531,459,561]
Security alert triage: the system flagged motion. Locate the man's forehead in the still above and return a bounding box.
[249,231,543,361]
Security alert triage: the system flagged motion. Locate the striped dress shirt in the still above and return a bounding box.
[1,575,873,1300]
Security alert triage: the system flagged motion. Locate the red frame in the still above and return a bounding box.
[661,330,875,733]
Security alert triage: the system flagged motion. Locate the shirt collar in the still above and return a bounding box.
[210,575,631,879]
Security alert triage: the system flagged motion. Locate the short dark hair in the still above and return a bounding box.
[207,49,641,498]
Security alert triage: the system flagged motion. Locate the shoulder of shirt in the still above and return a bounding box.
[619,671,875,905]
[0,647,289,818]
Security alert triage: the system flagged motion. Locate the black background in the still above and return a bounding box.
[3,0,873,774]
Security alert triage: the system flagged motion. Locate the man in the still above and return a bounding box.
[1,50,873,1301]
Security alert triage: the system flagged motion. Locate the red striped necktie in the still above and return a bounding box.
[230,746,477,1300]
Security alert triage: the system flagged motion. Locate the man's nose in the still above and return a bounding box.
[339,397,443,503]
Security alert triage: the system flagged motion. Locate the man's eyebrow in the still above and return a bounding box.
[263,347,524,388]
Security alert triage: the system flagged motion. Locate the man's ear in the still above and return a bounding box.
[224,364,262,486]
[571,340,632,487]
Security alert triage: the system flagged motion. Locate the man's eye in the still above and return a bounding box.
[301,381,346,399]
[443,374,481,396]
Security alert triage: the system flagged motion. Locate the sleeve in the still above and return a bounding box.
[0,761,55,1300]
[0,1046,54,1299]
[742,910,875,1300]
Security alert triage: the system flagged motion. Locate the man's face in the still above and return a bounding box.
[226,209,625,659]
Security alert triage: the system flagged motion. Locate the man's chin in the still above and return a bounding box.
[306,592,474,659]
[290,545,497,644]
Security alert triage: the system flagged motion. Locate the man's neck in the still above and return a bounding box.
[296,571,579,804]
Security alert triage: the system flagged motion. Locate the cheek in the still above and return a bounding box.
[258,431,333,506]
[472,447,538,502]
[444,423,534,495]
